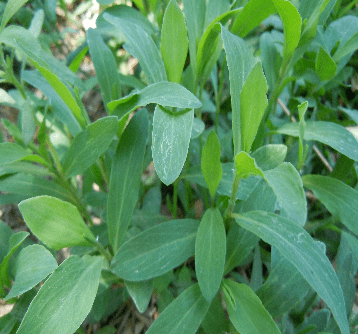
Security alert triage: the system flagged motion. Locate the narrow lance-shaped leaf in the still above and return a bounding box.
[111,219,199,281]
[195,208,226,302]
[221,26,256,156]
[152,106,194,185]
[108,81,201,120]
[16,255,103,334]
[103,13,166,84]
[146,283,210,334]
[235,211,350,334]
[63,116,118,178]
[222,279,281,334]
[5,245,57,301]
[240,61,268,152]
[201,130,222,199]
[303,175,358,237]
[18,195,96,250]
[0,0,29,31]
[107,109,149,252]
[160,0,188,83]
[0,143,30,166]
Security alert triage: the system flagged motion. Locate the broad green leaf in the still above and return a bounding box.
[201,294,230,334]
[146,283,210,334]
[18,196,96,250]
[182,0,206,76]
[5,245,57,300]
[28,9,44,37]
[107,109,149,252]
[152,106,194,185]
[21,103,36,146]
[0,173,72,204]
[111,219,199,281]
[0,221,13,263]
[235,211,350,334]
[256,255,310,318]
[0,0,29,31]
[22,70,82,136]
[271,0,302,66]
[222,279,280,334]
[204,0,231,29]
[195,208,226,302]
[332,31,358,63]
[316,47,337,81]
[0,313,17,334]
[221,26,256,156]
[63,116,118,178]
[0,143,29,166]
[235,151,264,180]
[276,121,358,161]
[230,0,277,37]
[108,82,201,120]
[160,0,188,83]
[17,43,86,128]
[125,280,153,313]
[251,144,287,171]
[103,13,166,84]
[240,62,268,152]
[191,118,205,139]
[16,255,103,334]
[303,175,358,237]
[0,231,29,297]
[339,107,358,125]
[263,163,307,227]
[201,130,222,199]
[87,28,121,112]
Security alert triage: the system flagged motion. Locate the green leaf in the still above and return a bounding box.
[152,106,194,185]
[195,208,226,302]
[251,144,287,171]
[0,231,29,296]
[315,47,337,81]
[256,254,310,318]
[5,245,57,301]
[201,131,222,199]
[146,283,210,334]
[0,221,13,263]
[276,121,358,161]
[18,196,96,250]
[21,103,36,146]
[107,109,149,252]
[108,82,201,120]
[240,62,268,152]
[160,0,188,83]
[230,0,277,37]
[271,0,302,66]
[87,28,121,112]
[103,13,166,84]
[332,31,358,63]
[0,143,30,166]
[0,0,29,31]
[16,255,103,334]
[263,163,307,227]
[235,151,264,180]
[222,279,280,334]
[201,294,230,334]
[182,0,206,76]
[125,280,153,313]
[63,116,118,178]
[221,26,256,156]
[303,175,358,237]
[204,0,231,29]
[111,219,199,281]
[235,211,350,334]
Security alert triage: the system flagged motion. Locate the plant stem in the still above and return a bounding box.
[98,156,109,189]
[172,178,179,219]
[223,173,240,229]
[85,236,112,262]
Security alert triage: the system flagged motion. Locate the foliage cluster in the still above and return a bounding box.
[1,0,358,333]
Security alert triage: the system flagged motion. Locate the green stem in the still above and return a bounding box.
[223,173,241,229]
[173,178,179,219]
[85,236,112,262]
[98,156,109,189]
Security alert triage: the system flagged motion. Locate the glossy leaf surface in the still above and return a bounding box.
[19,196,96,250]
[152,106,194,185]
[111,219,199,281]
[303,175,358,236]
[16,255,103,334]
[107,109,149,252]
[146,284,210,334]
[222,279,280,334]
[108,81,201,120]
[195,208,226,302]
[235,211,349,334]
[5,245,57,300]
[63,116,118,178]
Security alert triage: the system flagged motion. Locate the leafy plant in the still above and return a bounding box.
[1,0,358,333]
